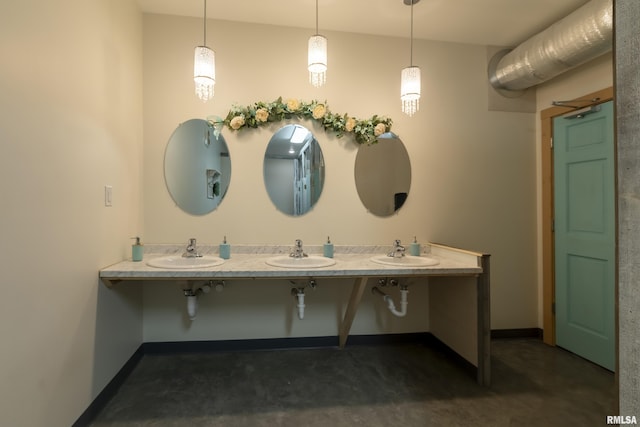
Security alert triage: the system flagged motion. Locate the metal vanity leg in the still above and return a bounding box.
[477,254,491,386]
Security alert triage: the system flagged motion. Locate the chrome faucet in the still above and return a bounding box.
[290,239,308,258]
[182,238,202,258]
[387,239,406,258]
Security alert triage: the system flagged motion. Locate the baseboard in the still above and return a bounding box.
[72,345,144,427]
[491,328,542,339]
[344,332,432,346]
[142,335,340,353]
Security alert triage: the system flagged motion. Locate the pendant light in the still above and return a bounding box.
[194,0,215,102]
[308,0,327,87]
[401,0,421,116]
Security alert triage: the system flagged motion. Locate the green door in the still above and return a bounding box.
[553,100,615,371]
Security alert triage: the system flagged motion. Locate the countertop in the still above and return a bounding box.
[99,243,484,286]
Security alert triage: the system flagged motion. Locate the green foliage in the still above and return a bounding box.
[211,97,393,145]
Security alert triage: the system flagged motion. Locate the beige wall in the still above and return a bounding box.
[142,14,538,340]
[0,1,144,426]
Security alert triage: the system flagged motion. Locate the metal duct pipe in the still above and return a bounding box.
[488,0,612,92]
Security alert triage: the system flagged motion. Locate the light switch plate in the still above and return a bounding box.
[105,185,112,207]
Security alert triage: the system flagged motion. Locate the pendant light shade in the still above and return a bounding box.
[194,0,215,102]
[401,0,421,116]
[194,46,215,102]
[308,0,327,87]
[401,66,420,117]
[308,34,327,87]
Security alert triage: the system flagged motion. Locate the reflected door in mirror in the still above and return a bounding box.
[264,124,325,216]
[164,119,232,215]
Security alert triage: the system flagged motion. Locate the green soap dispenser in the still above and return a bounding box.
[131,236,144,262]
[409,236,421,256]
[219,235,231,259]
[323,236,334,258]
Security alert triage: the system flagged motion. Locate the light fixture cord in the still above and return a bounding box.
[410,0,414,66]
[315,0,319,34]
[203,0,207,45]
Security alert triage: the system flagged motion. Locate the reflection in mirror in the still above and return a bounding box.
[354,132,411,216]
[264,124,325,216]
[164,119,231,215]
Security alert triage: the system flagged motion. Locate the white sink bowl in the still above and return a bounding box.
[146,255,225,269]
[370,255,440,267]
[265,256,336,269]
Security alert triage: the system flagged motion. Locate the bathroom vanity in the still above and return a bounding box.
[100,242,490,385]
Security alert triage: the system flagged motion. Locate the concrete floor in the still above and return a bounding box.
[89,338,614,427]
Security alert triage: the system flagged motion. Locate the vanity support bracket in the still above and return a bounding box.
[339,277,368,348]
[101,278,121,288]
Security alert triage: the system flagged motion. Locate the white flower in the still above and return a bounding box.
[255,108,269,122]
[286,98,300,111]
[312,104,326,119]
[345,117,356,132]
[374,123,386,137]
[230,115,245,130]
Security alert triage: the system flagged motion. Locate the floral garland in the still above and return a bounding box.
[209,97,393,145]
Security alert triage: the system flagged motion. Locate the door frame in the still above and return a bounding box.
[540,86,614,346]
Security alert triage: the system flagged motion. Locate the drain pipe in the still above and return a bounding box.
[183,281,223,320]
[291,288,306,320]
[186,293,198,320]
[290,279,316,320]
[488,0,612,92]
[372,285,409,317]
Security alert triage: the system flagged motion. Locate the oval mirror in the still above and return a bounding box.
[164,119,231,215]
[263,124,325,216]
[354,132,411,216]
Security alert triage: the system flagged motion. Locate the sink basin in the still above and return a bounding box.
[265,256,336,269]
[146,255,225,269]
[370,255,439,267]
